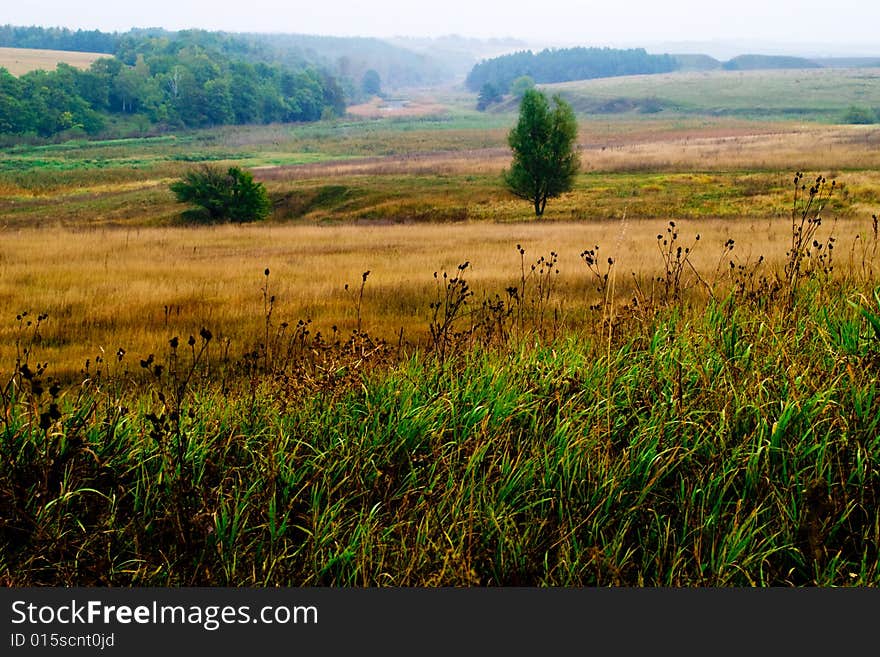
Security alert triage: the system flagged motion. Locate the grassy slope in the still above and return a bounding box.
[545,68,880,122]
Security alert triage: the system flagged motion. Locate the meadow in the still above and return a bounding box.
[546,67,880,122]
[1,78,880,586]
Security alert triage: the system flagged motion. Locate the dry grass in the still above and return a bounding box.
[2,115,879,379]
[255,123,880,178]
[0,46,107,76]
[2,215,874,380]
[582,124,880,173]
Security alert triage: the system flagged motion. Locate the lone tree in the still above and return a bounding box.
[170,165,271,223]
[503,89,580,217]
[361,69,382,97]
[476,82,503,110]
[509,75,535,99]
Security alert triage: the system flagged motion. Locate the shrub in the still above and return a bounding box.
[841,105,877,124]
[170,165,271,223]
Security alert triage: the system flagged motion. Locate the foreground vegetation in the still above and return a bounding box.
[1,175,879,584]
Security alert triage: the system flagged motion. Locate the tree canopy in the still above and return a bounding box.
[361,69,382,96]
[0,29,346,138]
[503,90,580,217]
[466,47,678,92]
[509,75,535,98]
[476,82,503,111]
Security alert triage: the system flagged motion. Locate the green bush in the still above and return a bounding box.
[170,165,271,223]
[841,105,877,124]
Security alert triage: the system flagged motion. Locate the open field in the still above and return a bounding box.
[0,46,108,75]
[1,207,877,378]
[2,111,880,379]
[3,213,879,585]
[2,78,880,586]
[3,116,880,230]
[544,68,880,122]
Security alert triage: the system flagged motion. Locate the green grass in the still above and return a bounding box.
[547,68,880,122]
[0,167,868,228]
[0,114,511,196]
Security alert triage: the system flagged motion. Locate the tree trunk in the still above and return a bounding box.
[534,196,547,216]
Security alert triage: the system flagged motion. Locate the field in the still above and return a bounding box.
[1,73,880,586]
[544,68,880,122]
[0,46,108,75]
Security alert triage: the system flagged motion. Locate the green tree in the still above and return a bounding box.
[509,75,535,98]
[170,165,271,223]
[503,90,580,217]
[476,82,502,111]
[204,78,234,125]
[361,69,382,96]
[842,105,877,124]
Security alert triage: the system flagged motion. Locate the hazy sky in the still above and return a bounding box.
[4,1,880,55]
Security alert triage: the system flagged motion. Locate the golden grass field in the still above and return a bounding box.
[258,122,880,180]
[2,213,876,380]
[0,46,108,75]
[1,116,879,379]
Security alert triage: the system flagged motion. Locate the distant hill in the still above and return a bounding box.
[722,54,821,70]
[465,47,678,92]
[385,35,528,79]
[673,54,721,71]
[238,33,456,91]
[544,67,880,122]
[810,57,880,68]
[0,24,116,54]
[0,30,347,139]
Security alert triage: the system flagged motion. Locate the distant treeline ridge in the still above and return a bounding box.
[0,24,117,53]
[0,28,348,138]
[465,47,679,92]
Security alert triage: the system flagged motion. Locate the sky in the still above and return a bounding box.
[4,0,880,56]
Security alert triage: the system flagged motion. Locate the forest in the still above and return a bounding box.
[465,47,679,92]
[0,29,351,138]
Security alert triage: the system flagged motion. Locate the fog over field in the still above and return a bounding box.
[5,0,880,57]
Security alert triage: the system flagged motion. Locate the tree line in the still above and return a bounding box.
[465,46,678,93]
[0,24,117,53]
[0,24,451,114]
[0,31,347,138]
